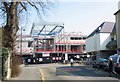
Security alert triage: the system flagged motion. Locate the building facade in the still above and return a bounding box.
[86,22,116,60]
[15,23,87,64]
[54,32,87,62]
[114,1,120,55]
[15,35,33,56]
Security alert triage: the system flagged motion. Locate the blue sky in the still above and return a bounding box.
[23,1,119,35]
[1,0,120,35]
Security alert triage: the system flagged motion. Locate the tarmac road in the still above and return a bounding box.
[39,63,119,81]
[5,63,119,82]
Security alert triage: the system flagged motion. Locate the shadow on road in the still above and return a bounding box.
[56,65,110,77]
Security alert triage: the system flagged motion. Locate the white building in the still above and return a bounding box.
[86,22,116,60]
[15,35,33,56]
[114,1,120,55]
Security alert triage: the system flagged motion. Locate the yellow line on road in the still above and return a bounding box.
[39,66,45,82]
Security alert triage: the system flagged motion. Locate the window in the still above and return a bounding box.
[28,41,32,47]
[83,37,87,40]
[70,37,82,40]
[70,37,75,40]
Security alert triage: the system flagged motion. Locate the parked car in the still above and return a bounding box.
[109,54,120,74]
[92,58,108,69]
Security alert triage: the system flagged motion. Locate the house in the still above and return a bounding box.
[86,22,116,60]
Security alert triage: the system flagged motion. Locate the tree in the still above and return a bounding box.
[0,0,53,78]
[1,0,53,48]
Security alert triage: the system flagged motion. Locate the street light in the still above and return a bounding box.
[20,27,25,59]
[50,44,53,63]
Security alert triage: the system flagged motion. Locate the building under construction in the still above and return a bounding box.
[15,22,87,64]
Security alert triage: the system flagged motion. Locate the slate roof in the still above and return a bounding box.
[87,22,116,38]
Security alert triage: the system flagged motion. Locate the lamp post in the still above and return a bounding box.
[50,44,53,63]
[20,27,25,60]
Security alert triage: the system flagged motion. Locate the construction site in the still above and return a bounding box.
[15,22,87,64]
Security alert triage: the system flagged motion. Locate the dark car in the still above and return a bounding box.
[92,58,108,69]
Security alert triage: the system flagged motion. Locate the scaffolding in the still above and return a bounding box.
[30,22,64,54]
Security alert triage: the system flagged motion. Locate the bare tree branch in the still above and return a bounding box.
[28,1,43,19]
[3,2,9,12]
[18,2,27,14]
[20,2,27,11]
[28,1,39,10]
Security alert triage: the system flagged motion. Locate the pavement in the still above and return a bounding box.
[10,64,41,80]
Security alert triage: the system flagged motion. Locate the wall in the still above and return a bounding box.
[86,32,116,60]
[86,36,94,52]
[118,1,120,10]
[86,33,112,53]
[86,34,100,52]
[15,41,33,54]
[116,11,120,51]
[100,33,111,50]
[54,33,86,45]
[54,33,86,53]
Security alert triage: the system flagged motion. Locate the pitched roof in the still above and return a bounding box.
[114,9,120,15]
[87,22,115,38]
[100,22,115,33]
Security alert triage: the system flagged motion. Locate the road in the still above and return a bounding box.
[39,63,119,81]
[6,63,119,82]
